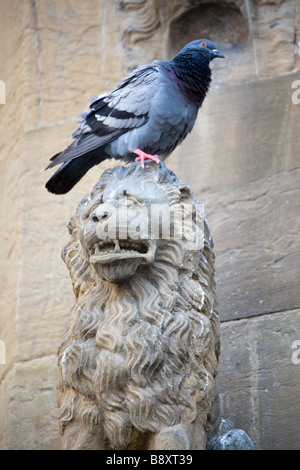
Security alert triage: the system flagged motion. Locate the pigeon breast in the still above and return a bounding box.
[105,63,198,160]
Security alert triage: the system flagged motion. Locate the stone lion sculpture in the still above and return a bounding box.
[57,161,220,450]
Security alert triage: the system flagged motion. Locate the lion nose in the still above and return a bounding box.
[91,213,106,223]
[90,204,112,223]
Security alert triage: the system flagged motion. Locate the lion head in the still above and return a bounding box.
[58,161,220,450]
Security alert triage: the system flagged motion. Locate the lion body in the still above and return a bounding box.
[58,162,219,450]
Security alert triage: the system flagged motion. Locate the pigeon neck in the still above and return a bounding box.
[169,53,212,107]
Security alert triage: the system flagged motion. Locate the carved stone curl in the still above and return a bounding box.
[58,161,220,450]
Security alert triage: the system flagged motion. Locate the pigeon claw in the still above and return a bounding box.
[133,149,161,169]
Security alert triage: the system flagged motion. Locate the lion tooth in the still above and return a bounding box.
[114,241,121,253]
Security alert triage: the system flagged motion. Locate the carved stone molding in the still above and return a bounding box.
[119,0,249,54]
[119,0,297,82]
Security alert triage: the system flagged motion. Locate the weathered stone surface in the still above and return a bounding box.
[120,0,298,82]
[0,371,11,450]
[218,309,300,449]
[253,0,298,78]
[255,309,300,450]
[22,0,141,131]
[0,356,60,450]
[217,320,254,441]
[8,356,60,450]
[170,72,300,321]
[0,2,24,447]
[58,161,219,450]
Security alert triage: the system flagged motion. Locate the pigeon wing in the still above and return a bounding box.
[47,64,159,169]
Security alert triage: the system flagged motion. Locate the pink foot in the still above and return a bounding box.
[133,149,161,169]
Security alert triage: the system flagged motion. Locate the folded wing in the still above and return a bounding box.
[47,65,159,169]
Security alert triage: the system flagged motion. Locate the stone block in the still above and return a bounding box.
[22,0,139,131]
[255,309,300,450]
[217,320,254,441]
[0,0,24,383]
[0,371,11,449]
[8,355,60,450]
[254,0,297,77]
[170,72,300,321]
[218,309,300,449]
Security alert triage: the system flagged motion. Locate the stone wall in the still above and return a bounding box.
[0,0,299,449]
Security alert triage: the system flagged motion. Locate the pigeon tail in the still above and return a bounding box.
[45,152,106,194]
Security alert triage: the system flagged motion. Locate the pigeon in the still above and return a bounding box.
[45,39,224,194]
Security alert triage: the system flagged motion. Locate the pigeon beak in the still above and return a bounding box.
[212,49,225,59]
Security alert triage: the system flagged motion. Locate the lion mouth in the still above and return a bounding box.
[89,239,153,264]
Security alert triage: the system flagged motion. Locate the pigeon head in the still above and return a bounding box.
[174,39,225,63]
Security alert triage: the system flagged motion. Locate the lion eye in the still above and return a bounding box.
[200,41,206,47]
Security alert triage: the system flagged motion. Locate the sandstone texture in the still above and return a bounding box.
[0,0,299,449]
[57,162,219,450]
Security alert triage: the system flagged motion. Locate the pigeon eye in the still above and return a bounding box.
[200,41,206,47]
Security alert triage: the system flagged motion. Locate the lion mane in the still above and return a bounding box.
[57,161,220,450]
